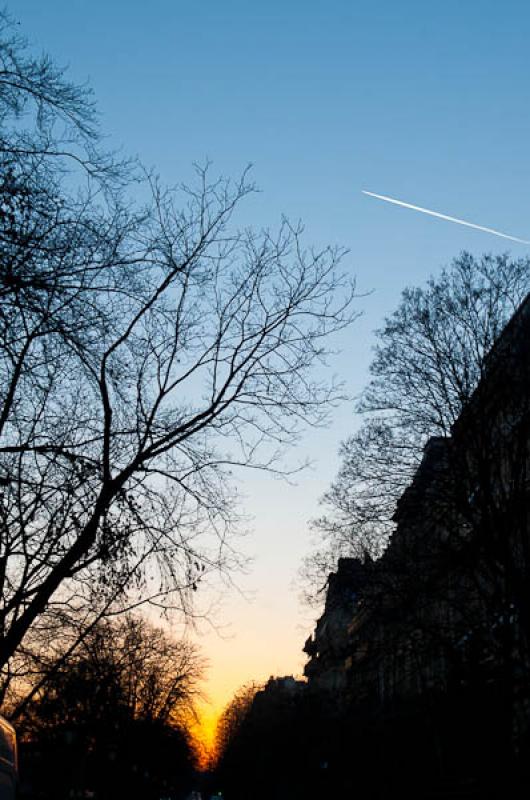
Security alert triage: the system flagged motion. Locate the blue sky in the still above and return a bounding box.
[17,1,530,276]
[16,0,530,729]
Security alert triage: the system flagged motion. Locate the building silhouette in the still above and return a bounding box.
[303,293,530,795]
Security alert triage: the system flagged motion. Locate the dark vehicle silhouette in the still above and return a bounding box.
[0,716,17,800]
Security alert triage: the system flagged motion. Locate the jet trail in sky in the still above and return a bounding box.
[362,190,530,245]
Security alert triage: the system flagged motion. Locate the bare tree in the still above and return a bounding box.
[0,12,358,691]
[214,682,261,765]
[105,614,206,728]
[9,614,204,799]
[302,253,530,603]
[12,614,206,730]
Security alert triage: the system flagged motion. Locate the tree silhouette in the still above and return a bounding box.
[302,253,530,603]
[0,11,357,692]
[14,615,203,799]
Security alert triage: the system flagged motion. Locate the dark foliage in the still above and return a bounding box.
[15,615,203,799]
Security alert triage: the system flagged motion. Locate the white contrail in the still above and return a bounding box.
[362,190,530,245]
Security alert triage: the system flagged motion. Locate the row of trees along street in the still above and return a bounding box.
[0,6,356,768]
[14,615,205,799]
[211,679,340,800]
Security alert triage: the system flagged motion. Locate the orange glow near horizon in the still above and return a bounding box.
[188,703,222,771]
[187,573,310,768]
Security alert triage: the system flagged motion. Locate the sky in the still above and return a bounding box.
[15,0,530,748]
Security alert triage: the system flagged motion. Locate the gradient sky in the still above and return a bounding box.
[16,0,530,747]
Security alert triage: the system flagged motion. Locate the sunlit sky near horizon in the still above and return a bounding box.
[16,0,530,747]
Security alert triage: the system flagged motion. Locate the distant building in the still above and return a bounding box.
[303,557,370,691]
